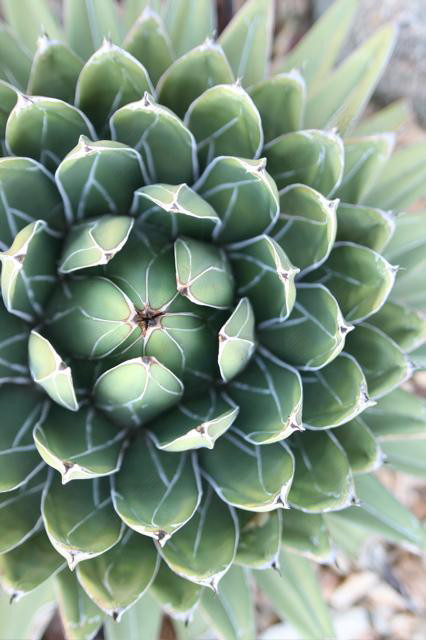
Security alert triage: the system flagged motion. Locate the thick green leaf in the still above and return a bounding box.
[104,593,162,640]
[229,235,298,326]
[0,385,43,492]
[336,203,395,253]
[200,432,294,511]
[278,0,357,93]
[334,417,382,473]
[235,510,281,569]
[218,298,255,382]
[345,323,411,399]
[34,403,125,483]
[174,236,234,309]
[305,25,397,134]
[0,81,17,152]
[302,353,373,429]
[315,242,396,323]
[27,35,84,103]
[56,570,103,640]
[380,439,426,477]
[0,468,46,554]
[184,83,263,168]
[259,284,351,370]
[0,156,65,248]
[368,300,426,352]
[282,511,333,563]
[111,95,198,184]
[6,95,96,172]
[55,138,145,223]
[0,26,32,90]
[364,144,426,211]
[336,134,394,204]
[94,356,183,428]
[411,342,426,370]
[354,99,410,136]
[112,434,201,545]
[29,331,78,411]
[77,529,159,619]
[384,212,426,309]
[0,304,31,386]
[150,561,203,618]
[159,483,238,589]
[132,183,218,240]
[288,431,354,512]
[149,389,238,452]
[64,0,121,60]
[219,0,274,87]
[2,0,62,53]
[225,352,303,444]
[250,71,306,142]
[264,129,344,197]
[196,156,279,244]
[123,0,162,31]
[362,388,426,440]
[0,531,64,600]
[46,277,139,360]
[124,8,174,86]
[59,215,133,274]
[164,0,216,58]
[199,566,256,640]
[42,474,123,569]
[255,549,336,640]
[157,41,234,118]
[76,42,153,134]
[0,220,60,322]
[273,184,337,274]
[0,578,55,640]
[328,474,426,551]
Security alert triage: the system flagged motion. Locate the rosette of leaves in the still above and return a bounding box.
[0,0,425,638]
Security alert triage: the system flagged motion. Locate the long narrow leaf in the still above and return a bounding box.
[255,549,336,640]
[164,0,216,58]
[2,0,63,52]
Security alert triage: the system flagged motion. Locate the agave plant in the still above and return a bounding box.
[0,0,425,638]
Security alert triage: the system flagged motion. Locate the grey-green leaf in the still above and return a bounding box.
[264,129,344,197]
[235,510,282,569]
[64,0,121,60]
[336,203,395,253]
[42,474,123,569]
[149,389,238,452]
[184,83,263,168]
[200,432,294,511]
[249,71,306,142]
[230,235,298,326]
[34,403,125,483]
[94,356,183,428]
[124,8,174,86]
[288,431,354,512]
[56,570,104,640]
[59,215,134,274]
[110,94,198,185]
[196,156,279,244]
[345,323,412,399]
[259,284,351,370]
[218,298,256,383]
[164,0,216,58]
[157,41,234,119]
[225,351,303,444]
[302,353,373,429]
[282,511,333,563]
[273,184,337,274]
[305,25,397,134]
[77,529,159,619]
[75,42,153,134]
[6,95,96,172]
[219,0,274,87]
[27,35,84,103]
[159,483,238,589]
[112,434,201,545]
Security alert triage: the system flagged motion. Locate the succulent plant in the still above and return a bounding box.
[0,0,426,638]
